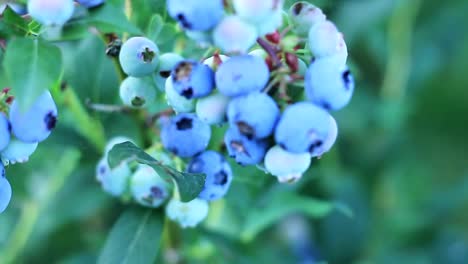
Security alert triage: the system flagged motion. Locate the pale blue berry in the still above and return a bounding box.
[119,76,156,108]
[119,37,160,77]
[130,164,172,208]
[166,198,209,228]
[196,93,229,125]
[165,76,196,113]
[264,145,311,183]
[1,139,38,164]
[213,16,258,54]
[27,0,74,26]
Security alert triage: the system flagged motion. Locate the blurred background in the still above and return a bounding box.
[1,0,468,263]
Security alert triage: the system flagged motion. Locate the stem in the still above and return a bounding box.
[86,100,133,113]
[257,38,282,69]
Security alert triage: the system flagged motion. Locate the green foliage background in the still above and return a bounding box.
[1,0,468,263]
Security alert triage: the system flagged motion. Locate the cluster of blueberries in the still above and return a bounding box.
[0,88,58,213]
[97,0,355,228]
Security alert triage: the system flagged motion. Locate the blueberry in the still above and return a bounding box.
[161,113,211,158]
[224,126,268,165]
[76,0,105,8]
[308,20,347,60]
[274,102,331,154]
[187,151,233,201]
[96,156,132,197]
[153,53,184,91]
[264,145,311,183]
[196,93,230,125]
[0,113,10,151]
[0,139,38,164]
[311,115,338,157]
[27,0,74,26]
[165,198,209,228]
[227,92,279,139]
[215,55,269,97]
[0,166,12,213]
[9,90,57,143]
[305,57,354,111]
[290,2,326,36]
[119,37,160,77]
[165,76,196,113]
[213,15,258,54]
[170,60,215,99]
[130,164,172,208]
[119,76,156,108]
[167,0,223,31]
[255,8,283,36]
[232,0,283,25]
[248,49,268,59]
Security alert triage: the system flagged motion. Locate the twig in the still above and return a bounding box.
[257,38,282,69]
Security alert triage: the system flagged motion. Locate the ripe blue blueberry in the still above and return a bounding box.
[256,8,284,36]
[119,76,156,108]
[165,76,196,113]
[224,127,268,165]
[264,145,311,183]
[290,2,326,36]
[161,113,211,157]
[9,90,58,143]
[311,115,338,157]
[119,37,160,77]
[227,92,279,139]
[170,60,215,99]
[166,198,209,228]
[96,156,132,197]
[275,102,331,154]
[232,0,283,25]
[0,139,38,164]
[0,113,10,151]
[215,55,269,97]
[167,0,223,31]
[27,0,75,26]
[213,15,258,54]
[130,165,172,208]
[305,57,354,111]
[308,20,347,61]
[153,53,184,91]
[0,165,12,214]
[76,0,105,8]
[196,93,229,125]
[187,151,233,201]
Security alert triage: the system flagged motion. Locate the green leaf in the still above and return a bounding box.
[108,141,206,202]
[3,37,62,110]
[241,192,350,241]
[146,14,164,43]
[87,3,142,34]
[98,208,163,264]
[0,6,29,37]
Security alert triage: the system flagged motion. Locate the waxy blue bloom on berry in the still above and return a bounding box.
[167,0,223,31]
[224,127,268,165]
[215,55,269,97]
[27,0,74,26]
[130,165,172,208]
[9,90,57,143]
[0,113,10,151]
[227,92,279,139]
[264,145,311,183]
[311,115,338,157]
[96,157,132,197]
[196,93,229,125]
[290,2,326,36]
[187,151,233,201]
[161,113,211,158]
[165,77,196,113]
[154,53,184,91]
[0,164,12,214]
[305,57,354,111]
[119,76,156,108]
[171,60,215,99]
[1,139,38,164]
[275,102,331,154]
[119,37,160,77]
[166,198,209,228]
[213,16,258,54]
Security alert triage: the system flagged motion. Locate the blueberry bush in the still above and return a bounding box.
[1,0,468,263]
